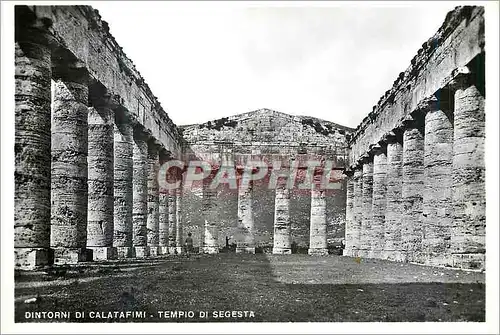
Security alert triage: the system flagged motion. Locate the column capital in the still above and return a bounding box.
[360,152,372,164]
[370,143,386,155]
[444,66,474,91]
[343,168,354,177]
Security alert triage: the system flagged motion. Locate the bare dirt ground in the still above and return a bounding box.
[15,253,485,322]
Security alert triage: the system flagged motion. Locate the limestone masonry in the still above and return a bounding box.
[14,5,485,270]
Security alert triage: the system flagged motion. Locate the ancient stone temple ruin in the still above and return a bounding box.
[343,6,485,270]
[15,5,485,271]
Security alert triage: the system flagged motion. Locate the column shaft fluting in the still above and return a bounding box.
[14,25,52,269]
[202,181,219,254]
[51,69,91,264]
[168,193,177,254]
[147,143,160,256]
[236,172,255,253]
[175,186,183,254]
[87,105,116,260]
[383,139,404,261]
[14,26,52,269]
[113,120,134,258]
[343,176,355,256]
[422,104,454,266]
[308,189,328,255]
[158,152,170,255]
[351,168,363,256]
[132,129,149,258]
[359,161,373,257]
[273,186,291,254]
[371,150,387,259]
[401,123,425,262]
[451,78,485,269]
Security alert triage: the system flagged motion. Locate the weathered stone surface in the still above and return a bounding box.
[383,138,404,261]
[158,152,171,253]
[401,123,425,263]
[273,186,291,254]
[132,128,149,257]
[113,118,134,258]
[202,182,219,254]
[175,187,183,254]
[14,23,52,268]
[168,193,177,254]
[370,149,387,259]
[359,161,373,257]
[342,175,355,256]
[350,168,363,256]
[308,189,328,256]
[236,172,255,254]
[87,105,116,260]
[51,68,92,264]
[451,78,485,270]
[422,102,454,266]
[147,142,160,255]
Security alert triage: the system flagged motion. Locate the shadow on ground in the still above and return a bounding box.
[14,254,485,322]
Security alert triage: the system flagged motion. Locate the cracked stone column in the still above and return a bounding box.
[236,169,255,254]
[351,167,363,257]
[370,145,387,259]
[132,128,149,258]
[158,150,171,255]
[175,177,184,254]
[168,189,177,254]
[147,141,160,256]
[401,117,425,263]
[450,69,485,269]
[342,171,355,257]
[358,157,373,258]
[113,112,134,258]
[14,17,53,269]
[308,185,328,256]
[202,179,219,254]
[421,97,454,266]
[86,100,117,260]
[273,184,291,254]
[51,63,92,264]
[383,133,404,261]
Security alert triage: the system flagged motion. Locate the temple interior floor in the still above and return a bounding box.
[15,253,485,322]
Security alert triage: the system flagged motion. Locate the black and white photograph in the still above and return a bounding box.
[1,1,499,334]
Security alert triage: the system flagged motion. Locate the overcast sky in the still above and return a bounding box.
[94,2,454,128]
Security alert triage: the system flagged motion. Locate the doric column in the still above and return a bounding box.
[147,141,160,256]
[168,191,177,254]
[51,63,92,264]
[342,170,355,256]
[14,16,53,269]
[351,167,363,257]
[308,187,328,256]
[236,169,255,254]
[401,116,425,263]
[132,128,149,258]
[450,68,485,269]
[421,97,454,266]
[175,182,184,254]
[158,149,171,255]
[370,145,387,259]
[113,112,134,258]
[86,98,116,260]
[202,179,219,254]
[383,133,404,261]
[358,157,373,258]
[273,185,291,254]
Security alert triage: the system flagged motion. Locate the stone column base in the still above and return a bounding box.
[382,250,407,262]
[202,246,219,254]
[236,247,255,254]
[356,249,370,258]
[149,246,160,257]
[116,247,134,259]
[272,247,291,255]
[53,248,93,265]
[159,247,170,255]
[452,253,485,271]
[168,246,177,254]
[421,253,453,268]
[88,247,118,261]
[366,250,384,259]
[308,248,328,256]
[133,246,150,258]
[15,248,52,270]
